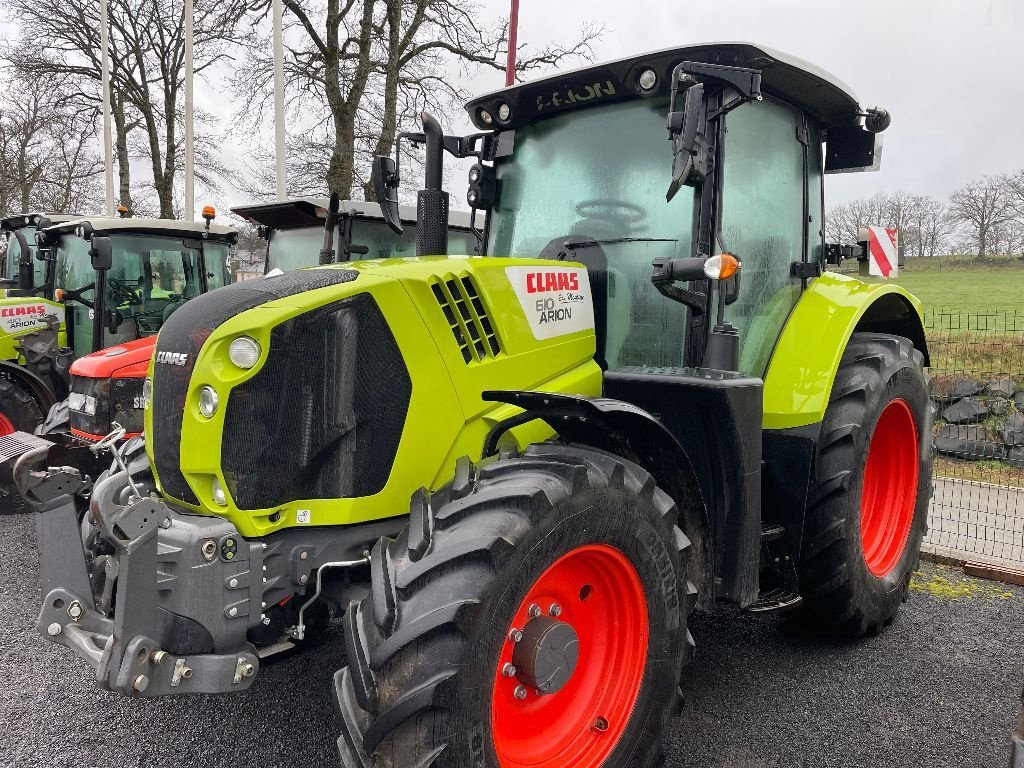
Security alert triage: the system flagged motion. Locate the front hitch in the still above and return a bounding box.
[19,444,261,698]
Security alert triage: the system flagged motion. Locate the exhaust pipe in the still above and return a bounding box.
[417,111,448,257]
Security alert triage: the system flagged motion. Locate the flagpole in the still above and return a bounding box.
[184,0,195,221]
[100,0,115,216]
[273,0,286,200]
[505,0,519,87]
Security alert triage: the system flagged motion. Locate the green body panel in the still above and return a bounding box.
[146,257,601,538]
[0,297,68,362]
[762,271,924,430]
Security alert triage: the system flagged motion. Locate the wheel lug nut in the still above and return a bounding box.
[527,603,541,618]
[592,716,609,732]
[549,603,562,617]
[513,685,528,700]
[508,628,523,643]
[502,663,517,677]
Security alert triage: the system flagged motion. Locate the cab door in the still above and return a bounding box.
[719,96,816,377]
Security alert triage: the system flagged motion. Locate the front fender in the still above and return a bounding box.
[763,272,928,430]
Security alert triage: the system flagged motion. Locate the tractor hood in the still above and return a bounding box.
[69,335,156,380]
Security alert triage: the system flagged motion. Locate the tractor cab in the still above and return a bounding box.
[380,42,889,379]
[231,197,477,274]
[40,216,235,356]
[0,213,79,297]
[31,215,236,441]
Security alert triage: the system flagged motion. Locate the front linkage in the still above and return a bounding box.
[18,434,390,698]
[22,441,261,697]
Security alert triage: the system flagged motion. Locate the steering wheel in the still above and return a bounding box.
[108,277,142,305]
[575,199,646,226]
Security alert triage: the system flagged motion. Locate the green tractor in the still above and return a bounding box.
[17,43,931,767]
[0,213,236,508]
[0,213,80,297]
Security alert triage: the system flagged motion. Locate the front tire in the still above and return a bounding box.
[0,377,44,514]
[335,444,696,768]
[799,333,932,636]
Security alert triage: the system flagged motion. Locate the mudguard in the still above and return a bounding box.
[482,389,715,609]
[763,272,929,430]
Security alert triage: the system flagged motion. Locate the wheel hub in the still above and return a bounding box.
[511,615,579,695]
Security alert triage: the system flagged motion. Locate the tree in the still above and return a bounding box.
[0,71,104,217]
[4,0,259,217]
[233,0,601,199]
[949,174,1016,258]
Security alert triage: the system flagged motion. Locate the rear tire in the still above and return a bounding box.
[0,377,44,515]
[798,333,932,636]
[334,444,697,768]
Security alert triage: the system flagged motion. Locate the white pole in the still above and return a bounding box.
[184,0,195,221]
[100,0,115,216]
[273,0,286,200]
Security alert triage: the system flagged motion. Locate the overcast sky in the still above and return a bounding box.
[454,0,1023,207]
[185,0,1024,212]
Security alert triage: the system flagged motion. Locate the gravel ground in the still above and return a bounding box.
[1,510,1021,768]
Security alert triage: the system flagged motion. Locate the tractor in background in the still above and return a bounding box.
[0,211,236,508]
[0,213,79,298]
[16,42,931,768]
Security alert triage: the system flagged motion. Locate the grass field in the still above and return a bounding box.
[854,255,1024,313]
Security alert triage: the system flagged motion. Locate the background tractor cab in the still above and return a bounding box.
[230,197,477,274]
[0,213,79,297]
[33,212,236,442]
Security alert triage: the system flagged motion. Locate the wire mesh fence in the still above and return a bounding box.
[923,308,1024,567]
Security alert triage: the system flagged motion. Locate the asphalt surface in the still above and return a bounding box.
[1,509,1021,768]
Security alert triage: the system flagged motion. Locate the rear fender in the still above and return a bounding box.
[482,390,715,610]
[763,273,929,431]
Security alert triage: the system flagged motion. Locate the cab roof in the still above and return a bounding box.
[466,41,865,131]
[44,216,238,244]
[231,197,474,231]
[1,213,80,232]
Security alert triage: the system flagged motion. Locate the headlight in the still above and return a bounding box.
[68,392,97,415]
[198,385,219,418]
[142,377,152,409]
[211,476,228,506]
[228,336,261,369]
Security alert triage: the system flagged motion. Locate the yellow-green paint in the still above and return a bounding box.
[0,297,68,362]
[762,272,925,430]
[146,258,601,538]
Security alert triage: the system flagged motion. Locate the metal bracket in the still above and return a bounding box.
[790,261,821,280]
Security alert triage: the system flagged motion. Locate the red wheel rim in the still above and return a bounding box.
[860,398,919,577]
[491,544,649,768]
[0,413,14,437]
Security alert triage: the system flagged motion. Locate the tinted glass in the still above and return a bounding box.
[720,98,804,377]
[266,226,323,273]
[488,99,698,368]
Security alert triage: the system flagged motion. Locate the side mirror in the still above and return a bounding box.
[90,236,113,271]
[666,82,709,201]
[372,155,403,235]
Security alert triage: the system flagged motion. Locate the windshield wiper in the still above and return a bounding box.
[560,237,678,249]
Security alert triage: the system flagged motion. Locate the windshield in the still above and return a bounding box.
[56,233,230,353]
[267,226,323,273]
[2,226,44,286]
[487,98,697,368]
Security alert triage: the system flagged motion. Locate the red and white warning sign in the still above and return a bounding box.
[860,226,899,278]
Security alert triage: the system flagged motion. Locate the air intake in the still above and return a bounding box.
[431,275,501,363]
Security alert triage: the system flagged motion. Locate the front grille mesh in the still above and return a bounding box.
[151,269,358,505]
[431,275,501,363]
[221,293,410,510]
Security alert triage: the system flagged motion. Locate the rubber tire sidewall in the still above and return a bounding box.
[805,334,932,631]
[0,376,44,433]
[449,484,685,768]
